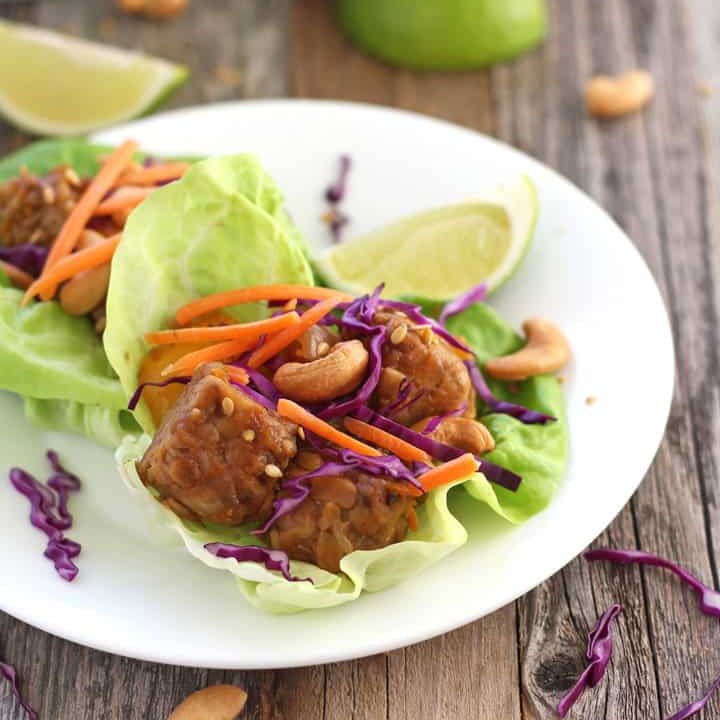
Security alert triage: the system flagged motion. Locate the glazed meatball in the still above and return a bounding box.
[373,310,475,426]
[265,464,415,573]
[138,363,298,526]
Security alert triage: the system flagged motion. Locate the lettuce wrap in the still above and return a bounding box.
[109,177,567,612]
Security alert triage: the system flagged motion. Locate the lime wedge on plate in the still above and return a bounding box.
[0,20,187,136]
[316,175,538,299]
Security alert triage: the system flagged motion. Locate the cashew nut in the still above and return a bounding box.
[58,230,111,316]
[167,684,247,720]
[586,70,654,118]
[273,340,369,403]
[413,416,495,455]
[118,0,188,20]
[484,317,570,381]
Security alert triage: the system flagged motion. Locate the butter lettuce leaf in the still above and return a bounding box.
[104,154,313,432]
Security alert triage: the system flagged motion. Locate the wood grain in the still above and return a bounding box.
[3,0,720,718]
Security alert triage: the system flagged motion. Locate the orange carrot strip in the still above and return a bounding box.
[116,162,191,186]
[93,186,154,216]
[282,298,298,311]
[247,296,344,369]
[145,312,300,345]
[22,234,121,305]
[44,139,137,269]
[277,399,381,457]
[224,366,250,385]
[344,417,429,463]
[418,454,479,493]
[407,506,419,531]
[386,481,423,498]
[176,285,352,326]
[161,337,260,377]
[0,260,34,290]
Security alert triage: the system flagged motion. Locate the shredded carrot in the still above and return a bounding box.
[22,234,121,305]
[176,284,353,326]
[282,298,298,311]
[145,311,299,345]
[0,260,34,290]
[44,139,137,270]
[418,453,479,493]
[247,296,344,369]
[385,481,423,498]
[224,365,250,385]
[116,162,191,187]
[93,186,154,216]
[407,506,419,531]
[277,399,381,457]
[344,417,429,463]
[161,337,261,376]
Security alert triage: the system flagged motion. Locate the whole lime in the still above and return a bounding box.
[335,0,547,71]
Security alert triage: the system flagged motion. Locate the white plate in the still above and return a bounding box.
[0,101,673,669]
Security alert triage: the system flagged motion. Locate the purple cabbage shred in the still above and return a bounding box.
[556,604,623,717]
[585,548,720,618]
[204,543,311,583]
[438,282,487,325]
[0,660,38,720]
[666,674,720,720]
[127,376,191,411]
[325,154,351,204]
[464,360,556,425]
[9,453,82,582]
[421,402,469,434]
[0,244,48,278]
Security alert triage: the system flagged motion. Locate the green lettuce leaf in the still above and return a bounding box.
[104,154,313,432]
[444,302,568,523]
[117,434,467,614]
[24,397,139,448]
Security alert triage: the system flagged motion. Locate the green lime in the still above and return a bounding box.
[336,0,547,71]
[315,176,538,300]
[0,20,187,136]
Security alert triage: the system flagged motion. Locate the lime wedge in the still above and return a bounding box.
[316,175,538,300]
[0,20,187,136]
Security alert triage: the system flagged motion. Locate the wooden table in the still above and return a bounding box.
[1,1,719,717]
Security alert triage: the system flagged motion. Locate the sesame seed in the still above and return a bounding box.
[317,342,330,357]
[390,324,408,345]
[264,463,283,479]
[190,407,202,420]
[557,375,566,384]
[64,168,81,186]
[297,426,306,440]
[221,397,234,416]
[42,185,56,204]
[242,429,255,442]
[29,229,43,244]
[586,396,597,406]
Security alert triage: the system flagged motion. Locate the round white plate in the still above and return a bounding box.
[0,101,673,668]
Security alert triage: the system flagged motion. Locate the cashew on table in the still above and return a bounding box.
[484,317,570,381]
[273,339,369,403]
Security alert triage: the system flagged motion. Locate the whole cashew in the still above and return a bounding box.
[586,70,653,118]
[58,229,111,316]
[413,416,495,455]
[167,684,247,720]
[273,340,369,403]
[484,317,570,381]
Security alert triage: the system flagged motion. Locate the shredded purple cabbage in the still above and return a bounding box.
[128,376,191,411]
[438,282,487,325]
[325,155,352,204]
[464,360,556,425]
[235,364,280,404]
[667,674,720,720]
[421,402,469,434]
[0,244,48,278]
[585,548,720,618]
[0,660,38,720]
[204,542,311,583]
[353,406,521,491]
[328,209,350,243]
[9,459,82,582]
[556,604,623,717]
[232,380,276,411]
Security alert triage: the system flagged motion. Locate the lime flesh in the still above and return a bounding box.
[316,176,539,300]
[336,0,547,71]
[0,20,187,136]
